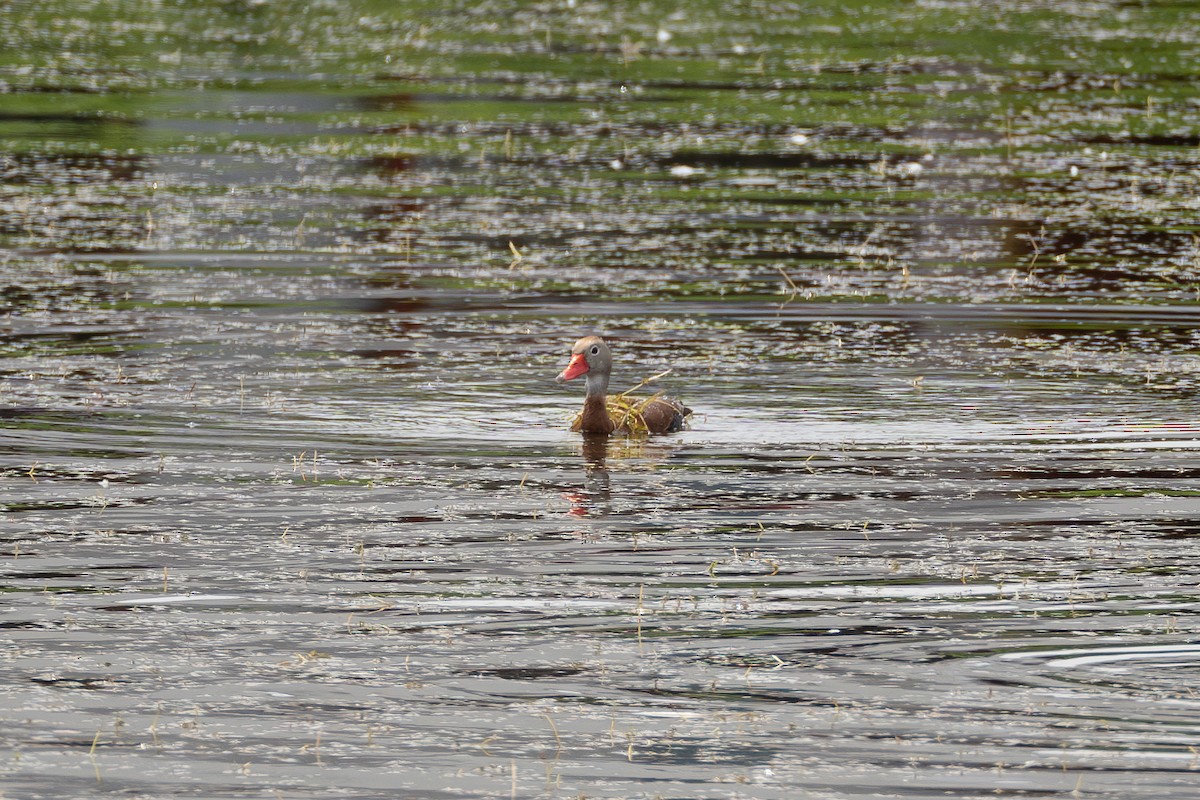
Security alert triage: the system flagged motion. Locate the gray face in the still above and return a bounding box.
[554,336,613,397]
[571,336,611,376]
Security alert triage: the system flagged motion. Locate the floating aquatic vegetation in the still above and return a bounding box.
[570,369,678,436]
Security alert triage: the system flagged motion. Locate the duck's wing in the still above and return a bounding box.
[641,396,691,434]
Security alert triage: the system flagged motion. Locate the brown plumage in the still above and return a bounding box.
[555,336,691,435]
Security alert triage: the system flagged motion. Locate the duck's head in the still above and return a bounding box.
[556,336,611,383]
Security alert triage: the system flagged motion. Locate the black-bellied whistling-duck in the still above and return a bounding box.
[555,336,691,435]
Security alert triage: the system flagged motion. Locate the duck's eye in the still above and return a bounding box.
[590,346,600,355]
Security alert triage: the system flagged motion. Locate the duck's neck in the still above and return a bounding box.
[584,371,609,400]
[580,372,614,434]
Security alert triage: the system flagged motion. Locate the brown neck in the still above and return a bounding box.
[580,393,615,434]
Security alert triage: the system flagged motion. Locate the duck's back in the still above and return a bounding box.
[640,396,691,434]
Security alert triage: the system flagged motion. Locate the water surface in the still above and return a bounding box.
[3,2,1200,798]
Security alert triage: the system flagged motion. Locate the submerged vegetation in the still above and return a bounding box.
[1,0,1197,311]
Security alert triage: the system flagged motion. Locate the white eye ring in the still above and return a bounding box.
[590,346,600,355]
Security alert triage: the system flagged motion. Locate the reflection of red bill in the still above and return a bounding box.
[557,353,589,382]
[560,491,589,516]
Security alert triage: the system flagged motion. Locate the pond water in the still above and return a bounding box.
[3,2,1200,798]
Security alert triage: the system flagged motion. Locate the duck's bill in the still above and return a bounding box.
[556,353,589,383]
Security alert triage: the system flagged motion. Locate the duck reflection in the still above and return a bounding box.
[563,434,612,517]
[563,436,689,518]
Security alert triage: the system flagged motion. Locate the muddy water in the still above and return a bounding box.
[3,2,1200,798]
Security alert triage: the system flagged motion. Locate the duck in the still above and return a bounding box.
[555,336,691,435]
